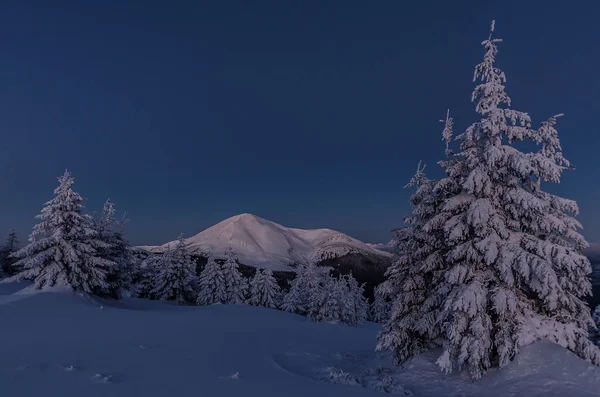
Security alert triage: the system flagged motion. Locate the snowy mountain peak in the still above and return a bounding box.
[140,214,392,271]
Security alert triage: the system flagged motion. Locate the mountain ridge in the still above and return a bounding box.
[138,213,393,271]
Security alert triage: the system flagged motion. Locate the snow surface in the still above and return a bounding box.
[1,283,599,397]
[139,213,392,270]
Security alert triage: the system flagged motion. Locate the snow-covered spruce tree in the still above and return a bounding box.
[94,199,135,298]
[380,21,599,379]
[281,278,303,313]
[196,253,227,305]
[221,247,248,304]
[137,252,160,298]
[149,234,197,304]
[310,272,367,325]
[280,263,331,317]
[592,306,600,346]
[343,272,369,325]
[315,274,347,323]
[1,171,115,293]
[0,230,19,276]
[299,263,333,320]
[248,268,263,305]
[377,159,448,365]
[248,268,281,309]
[369,282,391,323]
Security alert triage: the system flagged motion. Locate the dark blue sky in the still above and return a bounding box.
[0,1,598,245]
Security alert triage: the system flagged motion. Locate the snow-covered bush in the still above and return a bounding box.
[378,21,600,379]
[248,268,280,308]
[149,234,197,304]
[318,367,360,386]
[371,375,412,395]
[1,170,116,294]
[196,253,228,305]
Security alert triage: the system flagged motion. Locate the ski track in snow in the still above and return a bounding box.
[1,282,599,397]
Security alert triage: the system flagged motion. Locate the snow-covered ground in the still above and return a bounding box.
[1,283,599,397]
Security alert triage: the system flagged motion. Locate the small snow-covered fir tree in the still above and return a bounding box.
[94,199,135,298]
[592,306,600,346]
[248,269,263,305]
[379,21,599,379]
[136,252,159,298]
[309,272,367,325]
[343,272,369,325]
[369,282,391,323]
[315,274,346,323]
[281,279,303,313]
[196,253,227,305]
[281,263,331,317]
[302,264,333,320]
[1,171,115,293]
[0,230,19,276]
[248,268,280,309]
[280,263,366,325]
[221,247,248,304]
[149,234,197,304]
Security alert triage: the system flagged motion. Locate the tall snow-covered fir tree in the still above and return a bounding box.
[94,199,135,298]
[149,234,197,304]
[379,21,599,379]
[248,268,281,309]
[0,230,19,275]
[196,253,227,305]
[1,171,115,293]
[377,159,448,364]
[221,247,248,304]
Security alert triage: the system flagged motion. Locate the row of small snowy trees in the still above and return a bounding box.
[376,21,600,379]
[281,263,369,325]
[141,236,370,325]
[140,241,254,306]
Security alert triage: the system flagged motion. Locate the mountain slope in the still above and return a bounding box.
[139,214,392,271]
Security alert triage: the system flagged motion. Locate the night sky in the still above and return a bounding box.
[0,1,598,246]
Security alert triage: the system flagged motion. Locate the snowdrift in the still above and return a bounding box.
[0,283,598,397]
